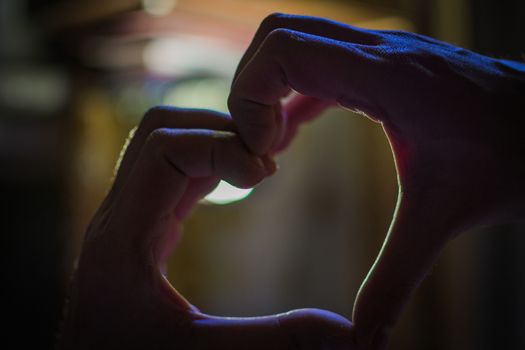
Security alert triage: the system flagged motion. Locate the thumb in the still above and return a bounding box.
[190,308,354,349]
[351,192,451,349]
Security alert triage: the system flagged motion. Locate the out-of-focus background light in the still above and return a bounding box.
[204,181,253,205]
[161,77,229,110]
[142,0,177,17]
[143,36,238,76]
[2,1,524,349]
[0,66,69,115]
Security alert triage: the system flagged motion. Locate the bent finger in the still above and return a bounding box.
[109,128,270,264]
[233,13,379,85]
[109,107,234,204]
[229,29,383,155]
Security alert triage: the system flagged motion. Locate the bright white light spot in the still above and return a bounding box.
[142,0,177,16]
[162,78,228,112]
[143,36,239,77]
[204,180,253,205]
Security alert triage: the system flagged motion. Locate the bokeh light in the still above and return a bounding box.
[203,180,253,205]
[142,0,178,17]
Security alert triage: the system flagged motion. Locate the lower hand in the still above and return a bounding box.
[58,107,354,349]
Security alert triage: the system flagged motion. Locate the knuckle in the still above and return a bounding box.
[264,28,298,54]
[145,128,171,157]
[266,27,293,43]
[141,106,166,131]
[260,12,289,33]
[383,29,424,46]
[139,106,187,134]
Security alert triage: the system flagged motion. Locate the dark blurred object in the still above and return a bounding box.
[0,0,72,347]
[469,2,525,349]
[472,0,525,60]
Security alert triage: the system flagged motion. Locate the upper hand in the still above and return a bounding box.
[228,13,525,349]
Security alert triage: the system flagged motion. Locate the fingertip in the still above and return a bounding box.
[214,134,270,188]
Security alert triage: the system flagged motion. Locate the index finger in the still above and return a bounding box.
[228,28,383,155]
[232,13,378,85]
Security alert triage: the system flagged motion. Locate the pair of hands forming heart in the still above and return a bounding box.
[59,13,525,350]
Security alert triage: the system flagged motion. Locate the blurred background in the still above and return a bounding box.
[1,0,524,348]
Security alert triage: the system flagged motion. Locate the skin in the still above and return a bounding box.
[58,107,353,350]
[228,13,525,348]
[59,13,525,350]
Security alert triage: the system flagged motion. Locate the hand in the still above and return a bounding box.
[58,107,354,349]
[228,13,525,349]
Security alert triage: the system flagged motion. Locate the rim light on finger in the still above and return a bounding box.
[204,180,253,205]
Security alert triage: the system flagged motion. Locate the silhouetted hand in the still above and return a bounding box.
[58,107,353,349]
[228,13,525,349]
